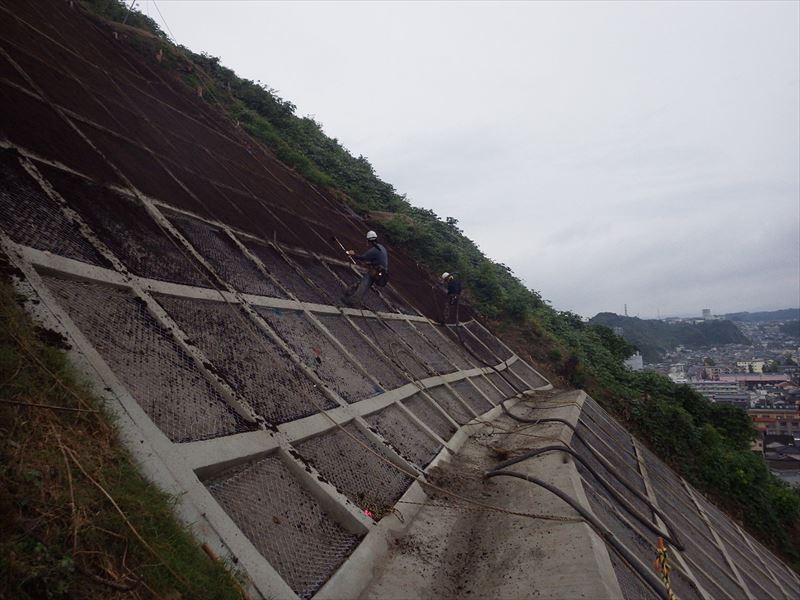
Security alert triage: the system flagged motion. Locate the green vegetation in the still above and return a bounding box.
[589,313,751,363]
[0,281,244,599]
[79,0,800,571]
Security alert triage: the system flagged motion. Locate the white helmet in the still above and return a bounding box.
[441,272,450,281]
[366,230,378,241]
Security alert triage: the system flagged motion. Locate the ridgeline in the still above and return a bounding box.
[590,313,751,363]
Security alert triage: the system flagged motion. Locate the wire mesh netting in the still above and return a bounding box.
[244,240,328,304]
[448,379,493,415]
[453,324,497,365]
[468,375,504,405]
[164,209,287,297]
[509,360,548,390]
[434,324,478,369]
[0,150,107,265]
[37,164,214,286]
[486,371,521,397]
[286,255,346,303]
[572,430,652,520]
[715,530,784,599]
[313,314,407,390]
[205,454,361,599]
[574,420,649,510]
[255,307,381,403]
[465,321,513,361]
[293,422,413,518]
[413,322,474,370]
[41,274,253,442]
[579,399,642,474]
[382,319,454,376]
[640,452,747,599]
[581,484,661,600]
[402,393,457,441]
[694,491,796,596]
[425,385,475,425]
[154,294,336,424]
[364,404,441,468]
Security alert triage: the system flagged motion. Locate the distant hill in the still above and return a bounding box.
[589,313,751,363]
[724,308,800,322]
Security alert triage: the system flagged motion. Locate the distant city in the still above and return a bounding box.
[613,308,800,489]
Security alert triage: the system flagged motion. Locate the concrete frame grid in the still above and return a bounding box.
[0,146,553,599]
[3,12,798,596]
[579,400,798,600]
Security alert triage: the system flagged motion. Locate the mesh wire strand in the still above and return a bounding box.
[0,150,107,265]
[402,393,457,441]
[256,307,381,403]
[364,404,441,468]
[205,454,361,599]
[155,294,336,424]
[294,422,413,517]
[165,210,287,297]
[41,274,252,442]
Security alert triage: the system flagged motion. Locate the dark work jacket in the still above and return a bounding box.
[447,278,462,296]
[355,242,388,271]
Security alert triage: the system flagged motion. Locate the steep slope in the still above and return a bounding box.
[1,2,798,599]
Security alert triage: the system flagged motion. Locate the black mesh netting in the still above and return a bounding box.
[205,454,361,599]
[402,393,457,441]
[245,240,328,304]
[468,375,504,405]
[164,209,287,297]
[380,319,452,377]
[487,371,521,397]
[38,164,211,286]
[315,314,408,390]
[293,422,413,518]
[415,323,475,370]
[41,274,253,442]
[465,321,513,361]
[155,294,336,424]
[425,385,475,425]
[509,360,548,390]
[0,151,107,266]
[256,307,382,403]
[364,404,441,468]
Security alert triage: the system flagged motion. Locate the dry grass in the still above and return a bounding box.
[0,280,246,599]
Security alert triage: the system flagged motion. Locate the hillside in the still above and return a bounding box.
[725,309,800,322]
[1,0,798,591]
[590,313,751,363]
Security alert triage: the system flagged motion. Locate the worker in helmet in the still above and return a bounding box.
[341,230,389,306]
[441,272,462,324]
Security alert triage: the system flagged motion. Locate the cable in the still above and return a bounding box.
[499,405,684,550]
[485,469,670,600]
[488,445,683,550]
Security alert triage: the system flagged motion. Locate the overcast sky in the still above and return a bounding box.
[150,0,799,318]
